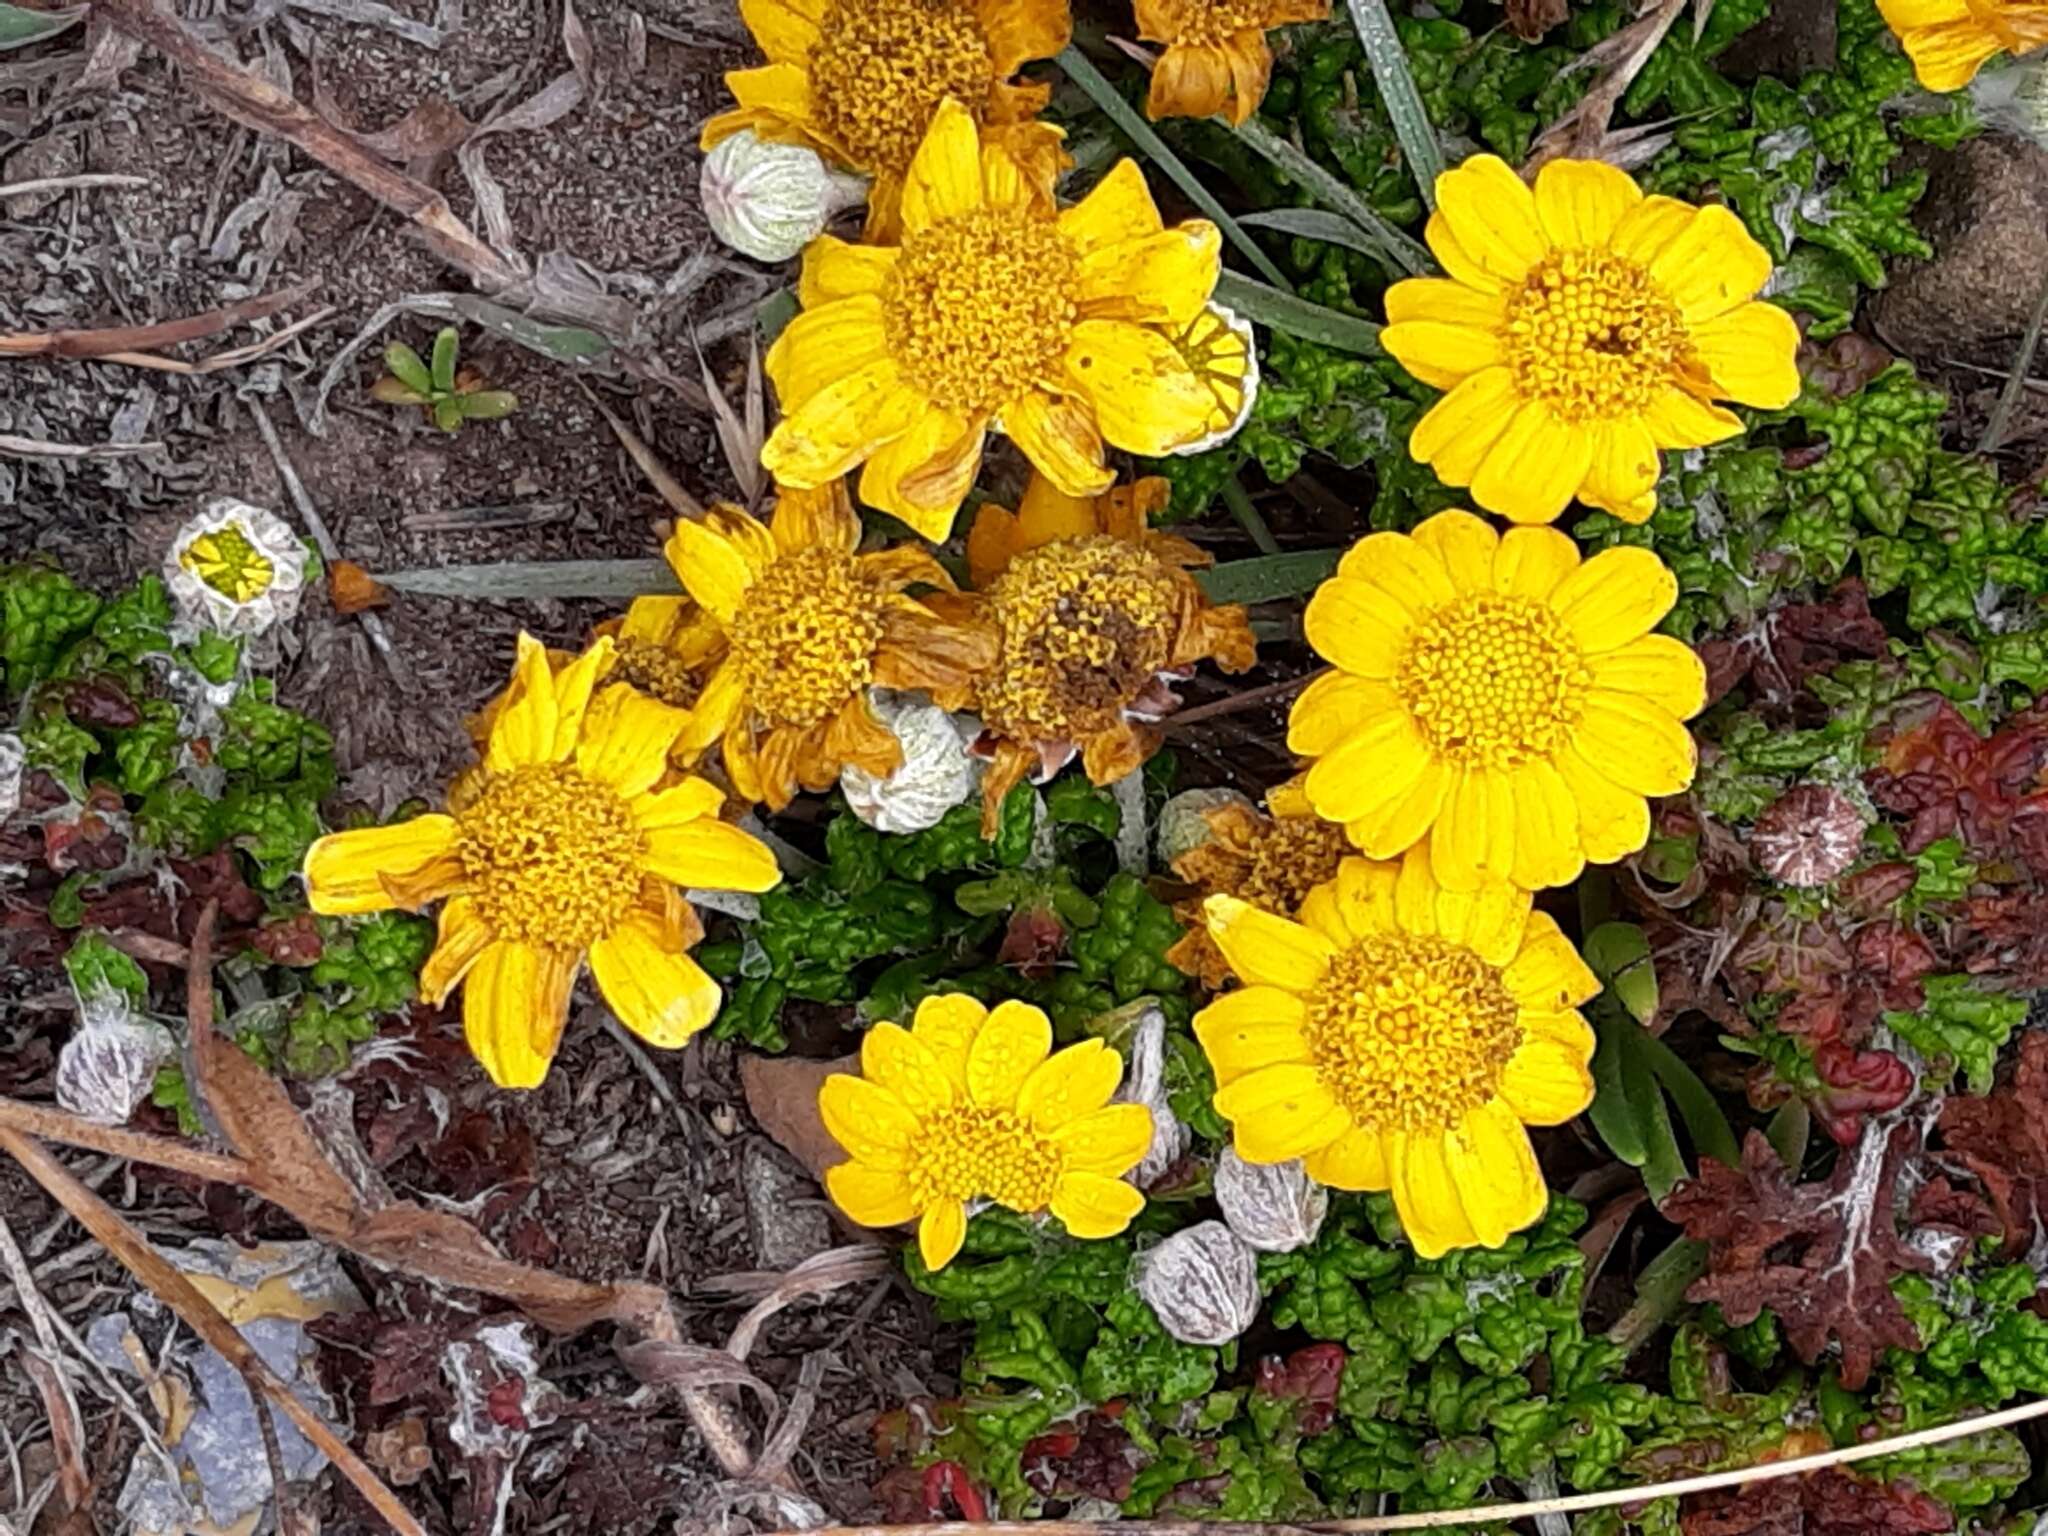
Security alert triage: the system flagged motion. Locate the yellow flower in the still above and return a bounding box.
[1381,155,1801,526]
[820,994,1153,1268]
[1877,0,2048,88]
[302,635,783,1090]
[597,596,727,713]
[961,472,1257,830]
[1195,848,1599,1257]
[1291,509,1706,891]
[1164,779,1352,989]
[703,0,1072,239]
[665,479,997,811]
[1135,0,1329,124]
[182,524,275,603]
[761,99,1238,540]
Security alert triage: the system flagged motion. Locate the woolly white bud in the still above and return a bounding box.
[841,693,980,834]
[702,131,868,263]
[1135,1221,1261,1345]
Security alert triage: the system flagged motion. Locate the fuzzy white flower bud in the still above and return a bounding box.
[1135,1220,1261,1345]
[56,984,174,1126]
[701,131,869,264]
[1106,1003,1189,1189]
[1214,1148,1328,1253]
[1156,787,1251,865]
[164,498,307,637]
[841,692,980,834]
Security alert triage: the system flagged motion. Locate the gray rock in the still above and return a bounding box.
[1874,134,2048,371]
[743,1139,835,1269]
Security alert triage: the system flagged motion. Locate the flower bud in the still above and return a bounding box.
[1165,304,1260,456]
[1106,1003,1189,1189]
[56,979,173,1126]
[1214,1148,1327,1253]
[701,131,868,264]
[164,498,307,637]
[1135,1220,1260,1345]
[841,692,981,834]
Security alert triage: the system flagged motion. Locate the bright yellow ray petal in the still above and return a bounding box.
[1500,1026,1596,1124]
[1050,1103,1155,1175]
[763,294,892,405]
[1215,1065,1351,1161]
[980,0,1072,72]
[634,777,728,831]
[1532,156,1643,249]
[1203,895,1336,991]
[1503,910,1602,1013]
[1194,987,1312,1085]
[826,1161,918,1227]
[419,894,492,1005]
[1642,386,1746,450]
[1608,194,1698,268]
[1469,402,1593,526]
[1506,758,1585,892]
[919,1200,969,1267]
[1055,157,1165,255]
[1429,766,1515,889]
[1547,545,1678,652]
[1073,223,1221,327]
[737,0,821,64]
[1389,1129,1478,1259]
[463,940,577,1091]
[1391,842,1442,935]
[1381,319,1503,391]
[910,992,987,1094]
[900,98,986,235]
[1431,153,1548,287]
[1492,525,1581,601]
[1016,1039,1123,1130]
[1406,366,1518,480]
[1574,692,1697,797]
[304,816,462,916]
[760,359,924,486]
[576,684,689,798]
[589,916,721,1048]
[861,1022,957,1115]
[1001,391,1114,497]
[1893,16,2007,87]
[665,518,756,624]
[1444,1100,1546,1248]
[1332,855,1401,941]
[966,999,1053,1108]
[819,1073,920,1167]
[485,633,560,774]
[1648,204,1773,321]
[1063,319,1217,454]
[1590,633,1708,719]
[797,237,898,308]
[1300,709,1435,833]
[1408,509,1499,592]
[1690,300,1803,409]
[1334,530,1458,612]
[858,407,986,540]
[1579,417,1662,524]
[1289,670,1407,755]
[675,658,744,758]
[1556,745,1652,864]
[1427,879,1527,976]
[1302,579,1414,680]
[641,819,782,893]
[1347,757,1451,860]
[1305,1126,1390,1190]
[1383,276,1509,329]
[1049,1170,1145,1237]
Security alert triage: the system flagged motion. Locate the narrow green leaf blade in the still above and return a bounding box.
[1638,1029,1741,1172]
[1588,1006,1650,1168]
[1196,550,1339,604]
[0,4,86,49]
[1341,0,1447,206]
[452,296,613,366]
[373,558,678,601]
[1231,119,1433,276]
[1213,271,1382,356]
[430,326,460,394]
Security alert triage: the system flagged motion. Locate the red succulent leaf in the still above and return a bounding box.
[1931,1030,2048,1263]
[1021,1411,1141,1501]
[1680,1466,1952,1535]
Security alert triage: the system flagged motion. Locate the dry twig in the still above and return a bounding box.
[0,280,318,359]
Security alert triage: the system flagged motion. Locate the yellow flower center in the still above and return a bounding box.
[882,204,1078,416]
[907,1104,1064,1210]
[727,547,887,728]
[1241,814,1352,916]
[457,764,646,949]
[1165,0,1281,46]
[1503,249,1692,423]
[1396,595,1590,769]
[807,0,993,177]
[1305,935,1522,1132]
[980,535,1179,742]
[610,638,702,711]
[181,525,276,603]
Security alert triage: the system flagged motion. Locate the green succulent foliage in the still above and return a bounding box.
[372,327,519,432]
[1882,974,2027,1096]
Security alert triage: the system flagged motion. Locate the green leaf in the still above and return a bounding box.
[382,341,433,396]
[457,390,519,421]
[1057,44,1293,290]
[1213,271,1383,356]
[451,296,613,366]
[429,326,460,394]
[1637,1029,1740,1172]
[1340,0,1446,206]
[757,287,799,346]
[0,4,85,49]
[431,397,464,433]
[1584,921,1658,1025]
[1238,206,1425,265]
[1231,119,1433,276]
[1196,549,1340,603]
[1588,1006,1649,1168]
[373,557,677,601]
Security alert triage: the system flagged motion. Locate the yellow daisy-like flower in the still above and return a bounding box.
[596,595,727,713]
[302,635,783,1090]
[1877,0,2048,88]
[761,98,1237,541]
[665,479,997,812]
[1135,0,1329,124]
[702,0,1072,239]
[1195,848,1599,1257]
[959,471,1257,830]
[1164,778,1351,989]
[1291,509,1706,891]
[1381,154,1802,526]
[819,993,1153,1268]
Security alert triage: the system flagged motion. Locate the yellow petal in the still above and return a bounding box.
[675,658,744,758]
[1691,301,1803,410]
[641,818,783,893]
[1381,319,1503,391]
[1492,525,1581,601]
[1289,670,1406,754]
[1430,889,1527,983]
[1443,1100,1546,1248]
[918,1200,969,1267]
[1302,580,1414,680]
[826,1161,918,1227]
[980,0,1072,72]
[1203,895,1335,991]
[1334,530,1458,613]
[910,992,987,1093]
[1579,418,1662,522]
[761,358,923,485]
[589,916,721,1048]
[1408,509,1499,592]
[1506,758,1585,892]
[1429,766,1515,889]
[634,776,728,831]
[1304,1126,1390,1190]
[1556,745,1652,864]
[861,1022,956,1115]
[1049,1170,1145,1238]
[1146,41,1233,120]
[858,407,986,540]
[1469,402,1593,526]
[1063,319,1217,454]
[463,940,577,1091]
[1430,154,1548,288]
[1575,692,1697,797]
[1016,1038,1122,1130]
[577,684,689,797]
[1055,157,1165,255]
[1500,1025,1596,1124]
[1383,276,1508,329]
[763,294,891,405]
[738,0,820,64]
[1590,633,1708,719]
[1532,156,1643,248]
[304,816,461,916]
[1648,204,1773,321]
[485,633,559,774]
[713,63,812,126]
[1642,386,1745,450]
[1300,708,1435,834]
[546,640,615,761]
[1547,545,1677,652]
[1503,910,1602,1013]
[1894,17,2007,88]
[618,594,686,645]
[1074,223,1221,327]
[1050,1103,1155,1175]
[665,518,757,624]
[1332,855,1401,941]
[900,98,985,235]
[819,1073,920,1166]
[1001,390,1114,497]
[1406,366,1518,480]
[1609,193,1699,267]
[1215,1064,1350,1161]
[1347,758,1451,860]
[1388,1129,1478,1259]
[798,237,898,307]
[966,999,1053,1108]
[1391,840,1442,935]
[419,894,492,1005]
[1194,987,1312,1085]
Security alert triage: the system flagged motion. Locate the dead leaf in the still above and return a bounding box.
[329,559,392,614]
[1507,0,1570,42]
[740,1052,856,1186]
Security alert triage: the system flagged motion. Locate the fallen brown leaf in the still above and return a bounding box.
[328,559,392,614]
[739,1052,856,1186]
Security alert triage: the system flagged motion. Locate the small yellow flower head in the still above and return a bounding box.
[820,994,1154,1268]
[1381,155,1801,526]
[762,100,1241,541]
[164,498,307,636]
[1135,0,1330,124]
[664,480,996,812]
[302,634,784,1090]
[1195,848,1599,1257]
[702,0,1072,237]
[1292,509,1706,891]
[1879,0,2048,89]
